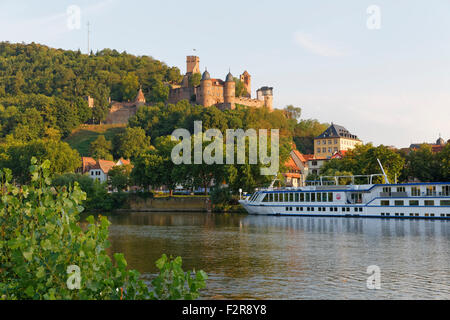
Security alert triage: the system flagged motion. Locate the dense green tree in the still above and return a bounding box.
[89,135,113,160]
[0,139,80,183]
[114,127,150,160]
[320,144,405,183]
[293,119,329,154]
[403,144,440,182]
[188,73,201,88]
[108,164,132,191]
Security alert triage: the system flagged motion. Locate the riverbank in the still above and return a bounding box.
[112,194,246,214]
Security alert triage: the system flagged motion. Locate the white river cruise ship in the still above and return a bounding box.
[239,161,450,219]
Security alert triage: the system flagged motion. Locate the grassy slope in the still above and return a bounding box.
[65,124,126,157]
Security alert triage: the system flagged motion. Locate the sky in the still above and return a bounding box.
[0,0,449,148]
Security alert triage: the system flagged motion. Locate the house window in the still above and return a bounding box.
[312,161,317,166]
[317,140,321,145]
[334,139,338,144]
[328,148,332,153]
[322,148,326,153]
[317,149,321,153]
[91,171,94,176]
[328,140,332,144]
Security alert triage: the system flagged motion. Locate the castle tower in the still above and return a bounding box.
[224,71,236,109]
[199,69,213,107]
[257,86,273,111]
[134,87,146,105]
[186,56,200,74]
[240,71,251,98]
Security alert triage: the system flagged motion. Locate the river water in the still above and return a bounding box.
[107,212,450,299]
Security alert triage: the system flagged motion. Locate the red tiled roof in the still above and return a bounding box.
[81,157,97,173]
[285,156,300,171]
[303,154,315,161]
[91,159,116,174]
[117,158,131,166]
[292,149,306,163]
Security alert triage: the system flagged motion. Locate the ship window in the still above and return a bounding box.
[269,193,273,202]
[306,193,310,202]
[295,193,299,202]
[397,187,406,193]
[440,200,450,206]
[300,193,305,202]
[382,187,391,194]
[323,193,327,202]
[410,213,414,217]
[394,200,404,206]
[381,200,389,206]
[328,193,333,202]
[262,194,269,202]
[424,200,435,206]
[307,207,310,212]
[415,213,419,216]
[311,193,316,202]
[442,186,450,196]
[317,193,321,202]
[411,186,420,196]
[409,200,419,206]
[289,193,294,202]
[426,186,436,196]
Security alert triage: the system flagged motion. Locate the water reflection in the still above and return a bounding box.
[107,212,450,299]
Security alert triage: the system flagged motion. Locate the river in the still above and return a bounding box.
[107,212,450,299]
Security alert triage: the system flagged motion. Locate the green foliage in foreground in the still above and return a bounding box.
[0,159,207,300]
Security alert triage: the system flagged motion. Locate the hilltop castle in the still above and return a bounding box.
[168,56,273,111]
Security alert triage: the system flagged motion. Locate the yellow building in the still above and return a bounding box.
[314,123,362,158]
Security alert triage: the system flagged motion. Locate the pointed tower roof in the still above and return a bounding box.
[135,87,146,104]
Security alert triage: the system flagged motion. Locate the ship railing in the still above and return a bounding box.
[307,173,386,186]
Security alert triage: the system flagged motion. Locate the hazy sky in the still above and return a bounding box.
[1,0,449,148]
